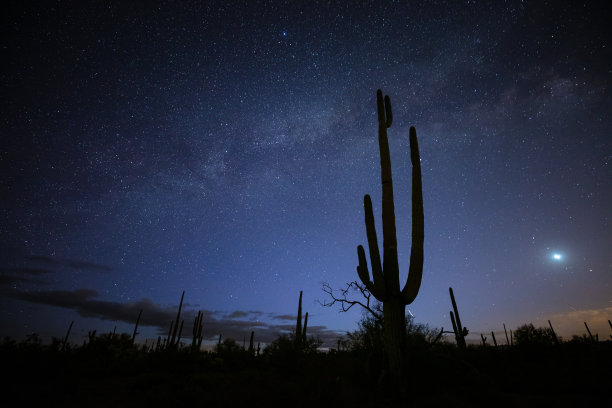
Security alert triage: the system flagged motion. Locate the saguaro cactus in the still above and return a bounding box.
[503,323,510,346]
[356,89,424,379]
[248,331,255,354]
[295,291,309,349]
[491,331,498,348]
[449,287,467,348]
[170,291,185,347]
[584,321,597,342]
[548,320,559,345]
[295,290,303,348]
[302,312,308,344]
[192,310,204,351]
[132,309,143,343]
[62,320,74,351]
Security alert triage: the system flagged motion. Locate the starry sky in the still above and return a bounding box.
[1,1,611,347]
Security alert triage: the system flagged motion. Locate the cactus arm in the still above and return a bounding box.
[377,89,392,128]
[448,287,466,348]
[450,311,459,345]
[363,195,386,299]
[401,127,424,304]
[384,95,393,127]
[302,312,308,344]
[356,245,385,299]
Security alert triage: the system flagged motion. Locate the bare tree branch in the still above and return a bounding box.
[319,281,382,321]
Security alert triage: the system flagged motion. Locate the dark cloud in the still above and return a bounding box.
[227,311,249,319]
[270,314,296,321]
[66,260,112,272]
[14,267,54,275]
[23,255,111,273]
[23,255,55,263]
[6,288,344,345]
[0,275,35,285]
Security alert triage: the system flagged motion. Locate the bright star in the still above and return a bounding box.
[552,253,562,261]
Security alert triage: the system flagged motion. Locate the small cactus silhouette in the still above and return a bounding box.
[132,309,142,344]
[449,287,467,348]
[61,320,73,351]
[295,291,309,350]
[248,331,255,354]
[169,291,185,347]
[192,310,203,351]
[548,320,559,345]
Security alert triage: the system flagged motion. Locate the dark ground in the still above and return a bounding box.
[2,337,610,407]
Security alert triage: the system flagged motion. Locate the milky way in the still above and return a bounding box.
[1,1,611,345]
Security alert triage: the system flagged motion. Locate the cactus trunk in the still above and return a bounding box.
[295,291,303,348]
[503,323,510,346]
[449,287,467,348]
[170,291,185,347]
[584,321,596,342]
[302,312,308,344]
[132,309,142,343]
[548,320,559,345]
[383,298,407,377]
[62,320,74,351]
[248,331,254,354]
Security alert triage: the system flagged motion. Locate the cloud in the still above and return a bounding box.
[270,314,296,321]
[0,275,35,285]
[13,267,55,275]
[6,288,344,346]
[539,306,612,339]
[227,311,249,319]
[66,260,112,272]
[24,255,111,273]
[23,255,55,263]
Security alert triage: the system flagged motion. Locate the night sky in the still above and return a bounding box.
[1,1,611,347]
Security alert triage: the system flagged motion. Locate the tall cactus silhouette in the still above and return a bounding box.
[449,287,467,349]
[356,89,424,379]
[132,309,142,344]
[169,291,185,348]
[192,310,204,351]
[295,290,309,349]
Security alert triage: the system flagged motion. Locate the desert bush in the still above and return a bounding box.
[513,323,557,346]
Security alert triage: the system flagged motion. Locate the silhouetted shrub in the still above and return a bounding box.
[347,305,440,352]
[214,338,243,354]
[262,333,321,359]
[513,323,557,346]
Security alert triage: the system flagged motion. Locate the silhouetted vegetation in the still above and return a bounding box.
[513,323,559,347]
[3,315,610,407]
